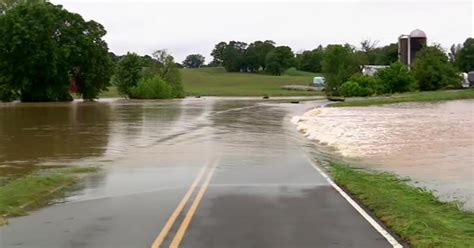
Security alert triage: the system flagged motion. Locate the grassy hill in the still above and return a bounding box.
[181,67,323,96]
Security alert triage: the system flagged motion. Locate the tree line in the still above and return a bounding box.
[326,43,473,97]
[1,1,472,101]
[0,0,184,102]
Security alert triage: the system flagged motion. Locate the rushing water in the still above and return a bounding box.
[2,97,472,210]
[0,97,322,197]
[293,100,474,210]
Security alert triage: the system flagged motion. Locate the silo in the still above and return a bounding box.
[398,35,409,65]
[409,29,427,65]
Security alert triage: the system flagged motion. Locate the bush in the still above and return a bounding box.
[129,76,173,99]
[340,73,381,97]
[412,46,461,91]
[375,62,417,93]
[340,81,363,97]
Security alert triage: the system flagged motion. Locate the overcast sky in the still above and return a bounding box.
[52,0,473,63]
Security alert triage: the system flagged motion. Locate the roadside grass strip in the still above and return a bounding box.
[330,163,474,247]
[0,166,98,225]
[330,89,474,107]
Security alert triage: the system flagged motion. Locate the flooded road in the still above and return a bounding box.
[0,97,399,248]
[294,100,474,210]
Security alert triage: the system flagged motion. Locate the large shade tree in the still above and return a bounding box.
[182,54,205,68]
[265,46,295,75]
[456,38,474,72]
[0,2,113,101]
[412,45,461,91]
[321,44,360,96]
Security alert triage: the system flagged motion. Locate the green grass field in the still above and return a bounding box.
[181,67,323,97]
[330,163,474,247]
[330,89,474,107]
[99,67,322,98]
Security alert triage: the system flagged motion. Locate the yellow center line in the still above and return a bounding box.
[150,161,211,248]
[169,160,219,248]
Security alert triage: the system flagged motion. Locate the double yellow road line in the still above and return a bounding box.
[151,158,219,248]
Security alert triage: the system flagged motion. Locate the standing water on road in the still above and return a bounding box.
[293,100,474,210]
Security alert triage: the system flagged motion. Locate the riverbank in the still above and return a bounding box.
[0,167,98,225]
[330,163,474,247]
[329,89,474,107]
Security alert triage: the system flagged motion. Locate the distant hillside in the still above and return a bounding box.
[181,67,322,96]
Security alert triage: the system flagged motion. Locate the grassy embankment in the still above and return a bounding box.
[181,67,323,96]
[0,167,98,225]
[330,88,474,107]
[99,67,323,98]
[330,163,474,247]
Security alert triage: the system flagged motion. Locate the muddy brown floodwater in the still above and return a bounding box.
[293,99,474,210]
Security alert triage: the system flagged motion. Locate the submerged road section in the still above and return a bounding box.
[0,97,401,247]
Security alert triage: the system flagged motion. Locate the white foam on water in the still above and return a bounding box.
[293,100,474,210]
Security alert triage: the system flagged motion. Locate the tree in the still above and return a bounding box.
[210,41,227,66]
[0,2,113,101]
[265,46,294,75]
[373,43,398,65]
[360,38,379,64]
[375,62,417,93]
[456,38,474,72]
[112,53,143,97]
[448,43,462,64]
[0,0,45,15]
[222,41,247,72]
[412,45,461,91]
[295,46,324,72]
[321,44,360,96]
[245,40,275,72]
[182,54,205,68]
[146,49,184,98]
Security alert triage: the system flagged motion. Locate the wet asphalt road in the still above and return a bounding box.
[0,97,396,248]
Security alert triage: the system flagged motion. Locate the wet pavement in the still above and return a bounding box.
[0,97,397,247]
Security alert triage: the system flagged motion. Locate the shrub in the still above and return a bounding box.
[340,73,381,97]
[340,81,363,97]
[376,62,417,93]
[412,46,461,91]
[129,76,173,99]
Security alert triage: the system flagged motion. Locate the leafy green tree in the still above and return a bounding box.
[375,62,417,93]
[245,40,275,72]
[373,43,398,65]
[0,2,113,101]
[0,0,45,15]
[360,39,379,64]
[145,49,184,98]
[321,44,360,96]
[182,54,205,68]
[112,53,143,97]
[222,41,247,72]
[295,46,323,72]
[456,38,474,72]
[211,41,227,66]
[265,46,294,75]
[412,46,461,91]
[358,40,398,65]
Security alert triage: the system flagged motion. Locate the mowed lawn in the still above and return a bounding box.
[181,67,323,96]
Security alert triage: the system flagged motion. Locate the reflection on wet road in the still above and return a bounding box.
[0,97,398,248]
